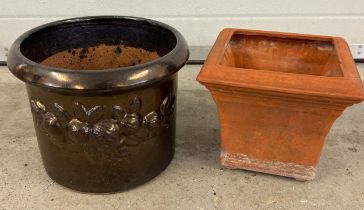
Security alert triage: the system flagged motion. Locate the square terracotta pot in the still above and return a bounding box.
[197,28,364,180]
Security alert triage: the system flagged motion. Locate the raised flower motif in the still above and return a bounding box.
[29,92,175,159]
[112,96,143,136]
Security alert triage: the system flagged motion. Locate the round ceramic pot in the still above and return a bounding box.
[7,16,189,193]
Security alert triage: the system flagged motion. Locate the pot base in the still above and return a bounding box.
[221,152,316,181]
[44,149,174,193]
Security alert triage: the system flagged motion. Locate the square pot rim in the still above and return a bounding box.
[197,28,364,102]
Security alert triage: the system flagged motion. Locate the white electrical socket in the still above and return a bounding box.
[0,47,8,63]
[349,44,364,60]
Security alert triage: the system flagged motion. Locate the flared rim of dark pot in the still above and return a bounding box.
[7,16,189,92]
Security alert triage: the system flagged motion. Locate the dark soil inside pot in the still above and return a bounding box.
[41,44,159,70]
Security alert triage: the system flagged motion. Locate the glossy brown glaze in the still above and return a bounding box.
[41,44,159,70]
[27,78,177,193]
[197,28,364,180]
[7,16,189,193]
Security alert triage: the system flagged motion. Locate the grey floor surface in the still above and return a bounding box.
[0,64,363,210]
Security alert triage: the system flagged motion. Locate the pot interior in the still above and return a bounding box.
[221,33,343,77]
[19,18,177,70]
[40,44,160,70]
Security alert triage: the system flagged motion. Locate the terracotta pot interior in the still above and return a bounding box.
[41,44,159,70]
[19,18,176,70]
[221,34,343,77]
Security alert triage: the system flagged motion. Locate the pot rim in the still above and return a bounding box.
[7,16,189,92]
[197,28,364,102]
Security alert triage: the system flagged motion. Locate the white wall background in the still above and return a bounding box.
[1,0,364,47]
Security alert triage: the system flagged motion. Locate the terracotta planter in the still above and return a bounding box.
[197,28,364,180]
[7,16,189,192]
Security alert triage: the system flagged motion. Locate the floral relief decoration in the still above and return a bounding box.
[30,93,175,160]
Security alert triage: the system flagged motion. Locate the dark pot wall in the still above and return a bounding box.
[27,75,177,193]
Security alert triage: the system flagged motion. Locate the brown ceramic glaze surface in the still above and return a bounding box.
[7,16,189,193]
[41,44,159,70]
[197,28,364,180]
[26,80,177,193]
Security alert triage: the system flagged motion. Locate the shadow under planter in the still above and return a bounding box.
[197,28,364,180]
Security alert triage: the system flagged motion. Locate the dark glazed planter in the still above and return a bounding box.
[7,16,189,193]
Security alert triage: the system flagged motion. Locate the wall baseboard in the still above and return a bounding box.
[1,45,364,66]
